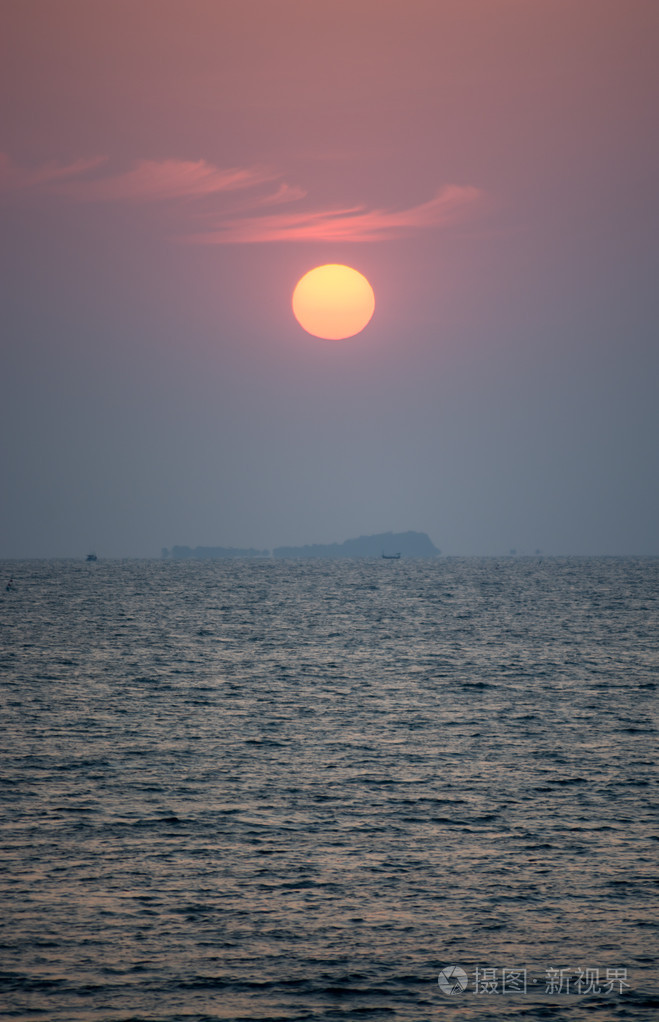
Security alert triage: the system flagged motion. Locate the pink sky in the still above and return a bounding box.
[1,0,657,556]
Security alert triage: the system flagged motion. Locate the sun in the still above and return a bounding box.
[292,264,375,340]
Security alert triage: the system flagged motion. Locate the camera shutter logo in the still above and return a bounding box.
[438,966,468,994]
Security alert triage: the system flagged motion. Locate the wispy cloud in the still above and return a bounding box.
[0,154,274,201]
[0,152,481,243]
[60,159,274,201]
[0,153,107,190]
[257,182,308,206]
[185,185,483,244]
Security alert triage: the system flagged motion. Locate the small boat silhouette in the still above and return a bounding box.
[381,552,401,559]
[86,553,98,562]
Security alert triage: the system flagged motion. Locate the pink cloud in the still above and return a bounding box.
[0,153,273,201]
[0,153,107,190]
[60,159,274,201]
[0,152,482,244]
[258,182,308,206]
[185,185,483,244]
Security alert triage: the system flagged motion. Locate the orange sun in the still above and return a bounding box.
[292,264,375,340]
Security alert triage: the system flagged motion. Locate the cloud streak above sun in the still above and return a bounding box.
[0,152,482,243]
[0,153,275,200]
[187,185,483,244]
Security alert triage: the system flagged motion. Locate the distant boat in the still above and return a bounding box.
[382,552,401,559]
[86,553,98,562]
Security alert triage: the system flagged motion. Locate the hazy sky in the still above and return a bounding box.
[1,0,657,557]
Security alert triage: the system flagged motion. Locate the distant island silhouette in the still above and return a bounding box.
[274,531,439,558]
[163,532,440,560]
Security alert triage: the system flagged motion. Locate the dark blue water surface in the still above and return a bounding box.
[1,557,657,1021]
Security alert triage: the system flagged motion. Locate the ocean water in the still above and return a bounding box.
[0,556,657,1022]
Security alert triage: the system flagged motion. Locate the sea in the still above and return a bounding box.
[0,556,657,1022]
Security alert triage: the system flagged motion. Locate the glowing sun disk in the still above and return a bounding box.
[292,264,375,340]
